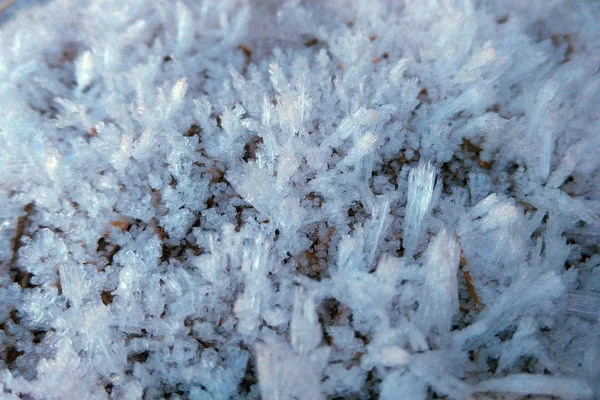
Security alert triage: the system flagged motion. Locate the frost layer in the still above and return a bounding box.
[1,0,599,399]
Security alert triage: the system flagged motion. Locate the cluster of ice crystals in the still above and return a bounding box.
[1,0,599,398]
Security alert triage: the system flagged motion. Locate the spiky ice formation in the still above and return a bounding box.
[0,0,599,399]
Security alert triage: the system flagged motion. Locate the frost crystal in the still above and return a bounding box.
[403,161,437,258]
[1,0,599,398]
[415,228,460,336]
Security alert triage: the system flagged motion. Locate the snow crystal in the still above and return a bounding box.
[1,0,599,398]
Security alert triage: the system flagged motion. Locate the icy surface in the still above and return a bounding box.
[0,0,599,398]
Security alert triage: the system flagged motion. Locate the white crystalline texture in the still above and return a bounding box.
[227,161,305,231]
[256,342,329,400]
[58,263,90,309]
[363,345,411,367]
[290,286,322,355]
[527,81,558,183]
[457,193,526,288]
[233,234,272,338]
[453,271,566,349]
[403,161,437,258]
[474,374,593,400]
[408,351,473,400]
[1,0,600,398]
[75,51,94,92]
[340,130,380,167]
[2,338,108,400]
[415,228,460,336]
[566,290,600,322]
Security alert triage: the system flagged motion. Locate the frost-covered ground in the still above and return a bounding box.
[1,0,599,399]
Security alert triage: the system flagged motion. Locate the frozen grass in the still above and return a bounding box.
[0,0,599,399]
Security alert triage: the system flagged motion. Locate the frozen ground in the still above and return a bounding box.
[0,0,599,399]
